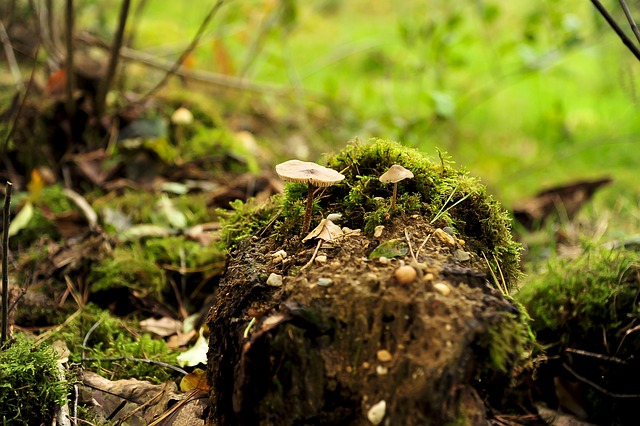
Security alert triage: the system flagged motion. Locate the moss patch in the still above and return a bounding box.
[0,336,69,425]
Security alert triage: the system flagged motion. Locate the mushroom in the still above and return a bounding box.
[171,107,194,158]
[275,160,345,234]
[379,164,414,210]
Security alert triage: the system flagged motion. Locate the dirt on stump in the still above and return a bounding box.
[206,213,527,425]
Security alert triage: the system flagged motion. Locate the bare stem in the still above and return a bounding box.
[302,183,314,234]
[2,181,13,345]
[391,183,398,210]
[142,0,225,99]
[619,0,640,46]
[95,0,131,118]
[591,0,640,62]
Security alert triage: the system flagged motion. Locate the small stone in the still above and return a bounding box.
[433,228,456,247]
[443,226,455,236]
[423,273,435,282]
[367,400,386,425]
[376,365,388,375]
[362,361,370,369]
[376,349,393,362]
[395,265,417,285]
[453,249,471,262]
[266,273,283,287]
[315,255,328,263]
[433,282,451,296]
[317,277,333,287]
[271,249,287,264]
[378,256,390,265]
[374,225,385,238]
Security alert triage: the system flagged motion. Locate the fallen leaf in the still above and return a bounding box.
[177,328,208,368]
[140,317,182,337]
[180,368,210,392]
[8,200,34,238]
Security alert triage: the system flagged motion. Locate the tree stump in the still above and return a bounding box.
[206,140,527,425]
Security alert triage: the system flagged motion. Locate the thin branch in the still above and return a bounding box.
[2,182,13,345]
[82,356,187,375]
[77,32,290,95]
[618,0,640,46]
[565,347,629,365]
[95,0,131,118]
[0,19,24,90]
[563,362,640,398]
[591,0,640,62]
[142,0,225,99]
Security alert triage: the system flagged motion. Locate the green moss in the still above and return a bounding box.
[217,139,521,287]
[326,139,522,287]
[515,247,640,350]
[94,190,211,230]
[89,243,165,295]
[0,335,69,425]
[43,304,177,383]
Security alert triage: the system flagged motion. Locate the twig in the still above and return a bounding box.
[482,251,507,296]
[65,0,76,116]
[565,347,629,365]
[81,356,187,375]
[0,19,24,90]
[404,229,417,263]
[619,0,640,46]
[492,254,508,294]
[77,32,290,95]
[95,0,131,118]
[142,0,225,99]
[590,0,640,62]
[1,181,12,345]
[300,239,322,271]
[563,362,640,398]
[415,234,431,260]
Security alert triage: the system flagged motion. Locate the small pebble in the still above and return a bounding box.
[453,249,470,262]
[317,277,333,287]
[326,213,342,221]
[443,226,455,236]
[423,273,435,282]
[433,282,451,296]
[378,256,390,265]
[315,255,327,263]
[367,400,386,425]
[395,265,417,285]
[377,349,393,362]
[376,365,388,375]
[374,225,385,238]
[362,361,370,369]
[271,249,287,264]
[266,273,283,287]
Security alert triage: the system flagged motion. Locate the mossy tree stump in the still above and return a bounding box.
[207,140,527,425]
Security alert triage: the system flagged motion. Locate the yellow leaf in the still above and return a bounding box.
[27,169,44,201]
[180,368,210,392]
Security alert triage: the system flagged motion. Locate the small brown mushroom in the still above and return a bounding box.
[379,164,414,210]
[275,160,345,234]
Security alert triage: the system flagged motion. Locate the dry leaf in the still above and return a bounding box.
[140,317,182,337]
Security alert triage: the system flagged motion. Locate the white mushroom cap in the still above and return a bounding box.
[379,164,414,184]
[171,107,194,125]
[275,160,345,187]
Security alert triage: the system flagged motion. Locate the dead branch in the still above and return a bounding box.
[95,0,131,118]
[76,32,291,96]
[0,19,23,90]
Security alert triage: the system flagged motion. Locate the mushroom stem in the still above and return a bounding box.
[391,183,398,210]
[302,183,314,234]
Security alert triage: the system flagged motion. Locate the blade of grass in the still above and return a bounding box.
[1,182,12,345]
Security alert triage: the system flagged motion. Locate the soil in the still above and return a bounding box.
[207,213,527,425]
